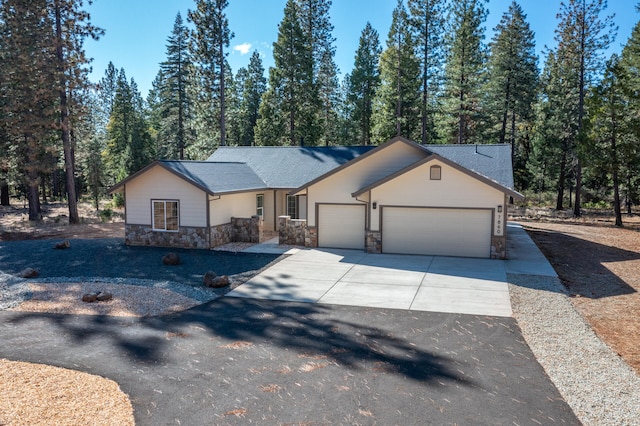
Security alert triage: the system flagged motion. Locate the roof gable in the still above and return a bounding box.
[109,160,268,195]
[291,136,430,194]
[352,153,524,200]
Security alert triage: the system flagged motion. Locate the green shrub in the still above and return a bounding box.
[98,208,113,222]
[113,193,125,208]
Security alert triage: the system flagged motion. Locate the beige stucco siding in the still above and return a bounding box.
[125,166,206,227]
[210,191,271,227]
[369,159,504,231]
[306,142,426,226]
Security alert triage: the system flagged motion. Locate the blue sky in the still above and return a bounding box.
[84,0,638,97]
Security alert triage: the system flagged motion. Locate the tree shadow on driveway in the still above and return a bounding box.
[1,297,578,425]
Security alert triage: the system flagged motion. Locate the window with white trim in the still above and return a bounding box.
[286,195,298,219]
[256,194,264,217]
[152,200,179,231]
[430,165,442,180]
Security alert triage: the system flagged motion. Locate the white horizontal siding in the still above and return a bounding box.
[125,166,206,227]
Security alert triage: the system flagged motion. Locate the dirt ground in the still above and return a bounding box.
[518,212,640,375]
[0,201,124,241]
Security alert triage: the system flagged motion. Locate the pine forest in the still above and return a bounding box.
[1,0,639,226]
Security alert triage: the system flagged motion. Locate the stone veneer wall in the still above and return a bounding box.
[210,223,234,248]
[126,216,264,250]
[126,224,209,249]
[491,235,506,260]
[278,216,318,247]
[232,216,263,243]
[365,231,381,253]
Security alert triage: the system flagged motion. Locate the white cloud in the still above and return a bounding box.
[234,43,252,55]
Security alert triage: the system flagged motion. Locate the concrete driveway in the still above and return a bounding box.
[228,224,549,317]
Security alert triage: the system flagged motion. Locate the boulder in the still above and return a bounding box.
[207,275,230,288]
[54,239,70,249]
[162,252,181,265]
[82,293,98,303]
[96,292,113,302]
[18,268,39,278]
[203,271,218,287]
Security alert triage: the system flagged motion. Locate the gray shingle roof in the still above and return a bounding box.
[207,146,376,188]
[425,144,515,189]
[161,161,267,194]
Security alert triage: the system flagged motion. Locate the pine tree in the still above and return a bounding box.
[236,51,266,146]
[51,0,103,223]
[530,50,579,209]
[553,0,616,216]
[189,0,233,147]
[105,70,154,182]
[346,22,382,145]
[408,0,446,144]
[156,13,194,159]
[372,0,421,143]
[618,13,640,215]
[587,55,628,226]
[296,0,339,145]
[441,0,488,144]
[0,0,58,220]
[255,0,317,146]
[485,1,538,185]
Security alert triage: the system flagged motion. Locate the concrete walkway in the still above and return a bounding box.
[228,222,554,317]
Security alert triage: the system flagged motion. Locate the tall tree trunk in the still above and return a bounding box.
[218,38,226,147]
[421,16,429,145]
[556,147,567,210]
[55,1,79,224]
[396,29,402,137]
[0,181,9,206]
[573,4,587,218]
[510,110,517,167]
[0,165,9,205]
[611,104,622,226]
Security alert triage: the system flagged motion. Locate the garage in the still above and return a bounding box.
[318,204,365,249]
[382,207,492,258]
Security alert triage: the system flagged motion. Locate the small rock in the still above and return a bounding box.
[82,293,98,303]
[162,252,181,265]
[96,292,113,302]
[54,239,70,249]
[203,271,218,287]
[208,275,230,288]
[18,268,39,278]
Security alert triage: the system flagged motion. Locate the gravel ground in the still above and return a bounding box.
[0,272,30,310]
[0,238,283,312]
[508,274,640,426]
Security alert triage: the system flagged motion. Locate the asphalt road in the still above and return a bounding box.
[0,297,580,425]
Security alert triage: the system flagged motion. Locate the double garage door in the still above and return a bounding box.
[318,204,492,258]
[382,207,492,258]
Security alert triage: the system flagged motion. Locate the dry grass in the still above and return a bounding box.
[0,359,134,426]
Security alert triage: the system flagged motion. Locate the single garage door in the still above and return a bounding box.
[382,207,492,258]
[318,204,365,249]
